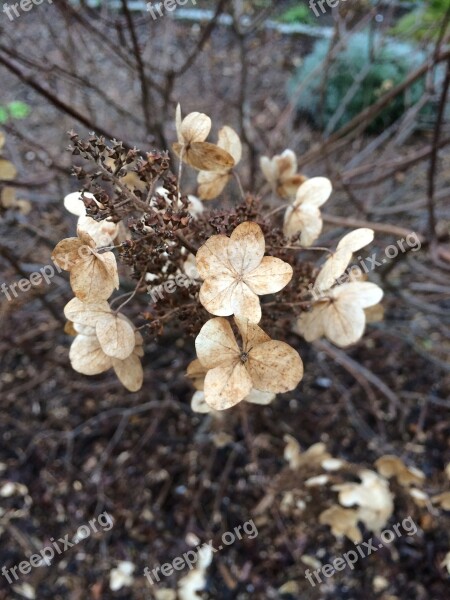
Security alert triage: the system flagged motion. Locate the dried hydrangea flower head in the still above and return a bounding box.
[52,227,119,302]
[196,221,293,323]
[260,149,307,199]
[173,104,235,171]
[187,359,275,413]
[283,177,332,246]
[297,228,383,347]
[65,299,144,392]
[195,317,303,410]
[197,126,242,200]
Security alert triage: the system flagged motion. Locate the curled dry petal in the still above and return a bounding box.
[112,353,144,392]
[95,313,136,360]
[69,334,112,376]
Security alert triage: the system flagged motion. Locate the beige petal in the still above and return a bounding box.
[96,313,136,359]
[186,359,207,391]
[199,275,237,316]
[63,191,97,217]
[180,111,211,143]
[52,238,84,271]
[69,334,112,375]
[64,297,111,325]
[337,228,374,253]
[295,303,328,342]
[77,215,118,247]
[197,171,230,200]
[293,177,332,209]
[204,361,253,410]
[331,281,383,308]
[260,156,277,185]
[228,221,265,274]
[315,228,375,292]
[245,389,275,405]
[217,126,242,164]
[244,256,293,295]
[234,317,271,350]
[284,205,322,246]
[76,227,96,249]
[196,234,232,279]
[322,300,366,347]
[0,159,17,180]
[231,281,262,323]
[319,506,362,543]
[191,391,211,413]
[112,353,143,392]
[70,252,119,302]
[247,340,303,393]
[195,317,240,369]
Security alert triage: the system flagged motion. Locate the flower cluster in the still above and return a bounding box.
[52,106,384,407]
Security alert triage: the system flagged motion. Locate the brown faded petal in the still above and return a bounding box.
[186,358,207,391]
[295,303,328,342]
[184,142,235,172]
[196,234,232,279]
[76,227,96,249]
[180,111,211,143]
[64,297,111,325]
[293,177,332,209]
[195,317,240,369]
[283,205,322,247]
[278,174,307,199]
[199,275,237,316]
[52,238,84,271]
[247,340,303,393]
[228,221,265,274]
[69,334,112,375]
[70,252,119,302]
[204,362,252,410]
[217,126,242,164]
[112,353,143,392]
[322,300,366,347]
[0,159,17,180]
[244,256,293,295]
[234,317,271,351]
[277,150,297,179]
[365,303,384,323]
[231,282,261,323]
[96,313,136,360]
[197,171,230,200]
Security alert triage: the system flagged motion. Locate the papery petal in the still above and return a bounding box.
[197,171,230,200]
[180,112,211,143]
[331,281,383,308]
[228,221,265,275]
[217,126,242,164]
[204,362,252,410]
[293,177,332,209]
[199,275,237,316]
[322,301,366,347]
[296,303,328,342]
[96,313,136,360]
[231,282,261,323]
[191,391,211,413]
[244,256,293,295]
[245,389,275,405]
[112,353,143,392]
[234,317,271,350]
[247,340,303,393]
[69,334,112,375]
[196,234,232,279]
[195,317,240,369]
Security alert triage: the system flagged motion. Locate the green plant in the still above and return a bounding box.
[391,0,450,41]
[0,101,31,124]
[278,4,315,25]
[287,33,430,133]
